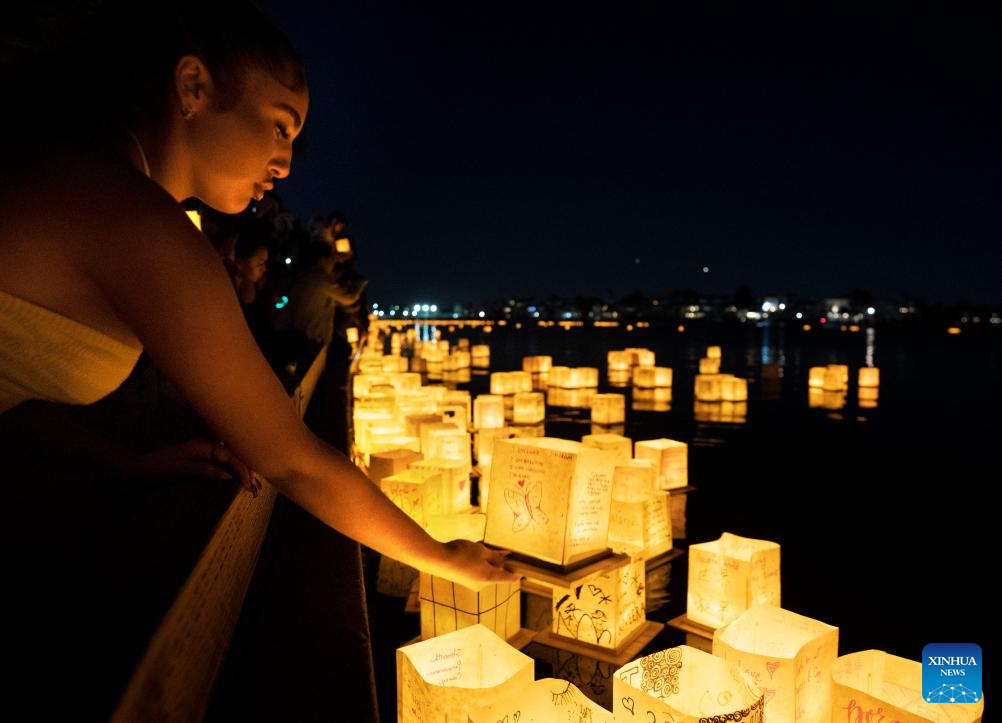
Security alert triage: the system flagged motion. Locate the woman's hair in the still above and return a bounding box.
[6,0,306,149]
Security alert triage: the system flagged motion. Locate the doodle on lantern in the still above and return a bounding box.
[621,696,636,715]
[551,680,575,705]
[585,584,611,604]
[765,661,780,679]
[639,648,683,699]
[555,652,614,698]
[505,479,549,532]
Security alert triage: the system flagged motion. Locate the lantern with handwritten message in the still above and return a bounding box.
[468,678,614,723]
[483,437,616,567]
[396,624,534,723]
[591,393,626,425]
[613,645,764,723]
[695,374,723,402]
[687,533,780,629]
[608,485,672,559]
[858,367,880,388]
[409,458,472,514]
[381,468,446,527]
[425,428,472,470]
[633,387,672,412]
[831,650,984,721]
[471,344,490,367]
[635,438,688,490]
[699,357,721,374]
[633,366,673,388]
[581,433,633,465]
[512,391,546,424]
[522,355,552,373]
[551,555,646,650]
[713,604,839,723]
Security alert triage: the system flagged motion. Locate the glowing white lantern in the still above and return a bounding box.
[721,375,749,402]
[581,433,633,465]
[591,393,626,424]
[546,387,594,409]
[551,554,646,649]
[858,367,880,387]
[699,357,721,374]
[443,351,470,371]
[522,355,552,373]
[474,427,508,469]
[381,468,446,527]
[418,421,458,456]
[397,624,534,723]
[687,533,781,629]
[808,367,827,388]
[823,391,846,410]
[607,350,632,372]
[442,368,471,385]
[409,458,472,514]
[832,650,984,720]
[507,423,544,439]
[358,351,385,374]
[633,387,672,412]
[626,347,656,367]
[473,395,504,430]
[694,374,722,402]
[425,428,472,470]
[633,366,673,388]
[468,678,614,723]
[369,449,423,484]
[403,412,443,438]
[824,364,849,391]
[484,438,616,567]
[635,438,688,490]
[512,391,545,424]
[612,458,657,496]
[608,488,672,559]
[370,435,421,458]
[419,573,521,643]
[490,371,532,395]
[364,422,406,455]
[569,367,599,388]
[713,604,839,723]
[706,345,722,359]
[471,344,490,367]
[693,401,721,423]
[614,645,764,722]
[442,389,471,423]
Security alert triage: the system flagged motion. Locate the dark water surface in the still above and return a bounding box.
[370,321,999,717]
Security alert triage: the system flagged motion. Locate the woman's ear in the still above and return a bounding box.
[174,54,215,119]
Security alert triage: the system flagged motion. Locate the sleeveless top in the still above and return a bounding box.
[0,289,142,413]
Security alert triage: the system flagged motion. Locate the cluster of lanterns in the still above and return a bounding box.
[352,333,969,722]
[808,364,881,410]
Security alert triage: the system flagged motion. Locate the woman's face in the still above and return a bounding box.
[187,67,309,214]
[236,247,269,284]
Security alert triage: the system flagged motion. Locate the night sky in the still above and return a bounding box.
[258,3,1002,306]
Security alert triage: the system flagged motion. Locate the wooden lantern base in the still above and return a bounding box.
[532,619,664,666]
[501,550,626,587]
[643,547,684,571]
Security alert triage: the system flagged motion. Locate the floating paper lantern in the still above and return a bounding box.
[635,438,688,490]
[581,433,633,465]
[612,458,657,496]
[694,374,722,402]
[474,427,508,469]
[591,393,626,424]
[808,367,827,388]
[552,366,599,389]
[442,369,472,385]
[381,355,410,372]
[721,375,749,402]
[397,624,534,723]
[425,428,472,470]
[418,421,459,456]
[607,369,632,387]
[699,357,721,374]
[443,351,470,371]
[687,533,781,629]
[824,364,849,391]
[720,401,748,424]
[831,650,984,720]
[551,555,646,649]
[633,366,673,388]
[608,488,672,559]
[511,391,545,424]
[614,645,763,723]
[706,345,722,359]
[473,395,505,430]
[381,468,446,527]
[471,344,491,367]
[547,387,596,409]
[368,449,423,484]
[483,438,616,567]
[522,355,552,373]
[345,326,360,344]
[607,350,632,372]
[437,404,468,432]
[625,347,656,367]
[858,367,880,387]
[490,371,532,395]
[419,574,521,643]
[403,412,444,438]
[363,422,406,455]
[468,678,614,723]
[409,458,472,514]
[396,389,437,417]
[713,604,839,723]
[633,387,672,412]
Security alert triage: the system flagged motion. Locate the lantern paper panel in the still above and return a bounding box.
[418,574,521,643]
[607,350,632,372]
[369,449,424,484]
[808,367,827,388]
[613,458,658,497]
[625,347,656,367]
[706,345,722,359]
[381,355,410,372]
[522,355,553,373]
[633,366,673,388]
[426,428,472,469]
[547,386,595,409]
[695,374,723,402]
[633,387,672,412]
[533,647,617,711]
[396,389,438,417]
[490,371,533,395]
[687,532,781,629]
[635,438,688,490]
[613,645,764,723]
[437,404,468,432]
[483,437,616,566]
[403,412,443,438]
[417,421,457,455]
[713,604,839,723]
[608,490,672,559]
[832,650,984,721]
[475,427,509,468]
[363,423,406,456]
[513,391,546,424]
[471,344,491,367]
[381,468,446,527]
[442,368,472,385]
[467,678,614,723]
[581,433,633,466]
[443,350,470,370]
[858,367,881,388]
[551,366,599,388]
[409,458,472,514]
[425,511,486,543]
[551,555,646,650]
[824,364,850,391]
[369,435,421,459]
[591,393,626,424]
[396,624,534,723]
[699,357,721,374]
[721,376,749,402]
[473,395,505,430]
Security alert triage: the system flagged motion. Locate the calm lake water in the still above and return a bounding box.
[369,321,999,716]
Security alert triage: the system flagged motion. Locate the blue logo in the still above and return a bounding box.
[922,643,982,703]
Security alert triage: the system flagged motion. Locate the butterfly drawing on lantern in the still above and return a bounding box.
[504,479,549,532]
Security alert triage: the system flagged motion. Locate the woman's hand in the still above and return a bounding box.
[433,540,521,591]
[132,439,263,496]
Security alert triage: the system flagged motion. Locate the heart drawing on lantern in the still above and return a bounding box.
[505,480,549,532]
[765,661,780,679]
[621,696,635,715]
[762,688,776,705]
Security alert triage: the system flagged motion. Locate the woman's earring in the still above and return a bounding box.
[182,106,195,121]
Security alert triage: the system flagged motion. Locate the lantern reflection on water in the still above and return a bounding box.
[607,369,632,387]
[858,386,879,409]
[522,355,552,373]
[713,604,839,723]
[613,645,763,723]
[591,393,626,424]
[694,373,722,402]
[483,438,616,567]
[633,366,673,388]
[687,532,780,629]
[632,387,671,412]
[721,375,748,402]
[607,350,632,372]
[512,391,545,424]
[471,344,490,367]
[397,624,534,723]
[635,438,688,489]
